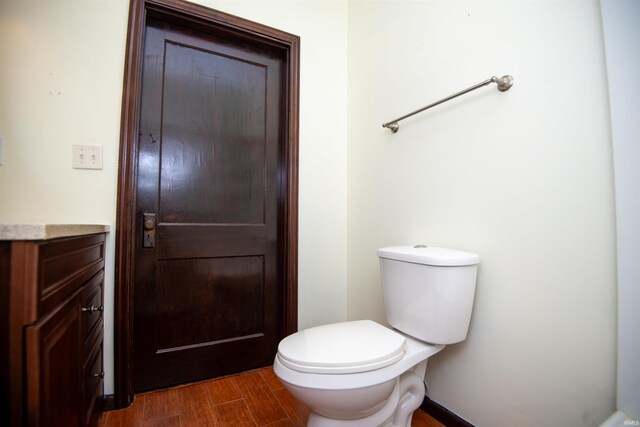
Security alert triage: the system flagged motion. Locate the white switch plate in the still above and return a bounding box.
[72,144,103,169]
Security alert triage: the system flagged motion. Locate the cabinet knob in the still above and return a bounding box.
[92,371,105,379]
[82,305,103,314]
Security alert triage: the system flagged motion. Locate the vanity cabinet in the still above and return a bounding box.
[1,232,106,427]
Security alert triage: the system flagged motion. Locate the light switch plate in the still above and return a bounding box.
[72,144,103,169]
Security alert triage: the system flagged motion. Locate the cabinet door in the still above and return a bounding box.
[83,334,103,427]
[26,289,83,427]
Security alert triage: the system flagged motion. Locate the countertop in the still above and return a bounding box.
[0,224,110,240]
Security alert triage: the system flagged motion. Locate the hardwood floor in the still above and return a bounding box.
[101,367,444,427]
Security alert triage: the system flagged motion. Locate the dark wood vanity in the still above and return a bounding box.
[1,225,107,427]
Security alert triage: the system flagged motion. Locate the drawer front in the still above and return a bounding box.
[83,333,103,427]
[38,234,105,317]
[81,272,104,349]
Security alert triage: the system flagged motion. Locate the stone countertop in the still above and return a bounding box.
[0,224,111,240]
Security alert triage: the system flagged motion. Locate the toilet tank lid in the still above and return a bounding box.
[378,246,480,266]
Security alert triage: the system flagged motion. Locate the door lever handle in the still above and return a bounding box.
[143,213,156,248]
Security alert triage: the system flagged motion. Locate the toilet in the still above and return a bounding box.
[273,245,479,427]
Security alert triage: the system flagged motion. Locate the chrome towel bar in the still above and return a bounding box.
[382,75,514,133]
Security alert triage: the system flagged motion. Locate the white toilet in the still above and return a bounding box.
[273,245,479,427]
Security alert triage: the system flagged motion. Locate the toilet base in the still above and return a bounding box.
[306,362,428,427]
[307,379,399,427]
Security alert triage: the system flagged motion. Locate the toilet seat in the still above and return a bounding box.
[277,320,406,374]
[274,332,445,391]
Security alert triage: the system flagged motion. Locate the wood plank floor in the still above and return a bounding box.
[101,367,444,427]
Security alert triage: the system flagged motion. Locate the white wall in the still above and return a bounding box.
[347,1,617,427]
[601,0,640,421]
[0,0,349,395]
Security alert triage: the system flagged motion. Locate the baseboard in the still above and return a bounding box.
[103,394,115,412]
[420,396,474,427]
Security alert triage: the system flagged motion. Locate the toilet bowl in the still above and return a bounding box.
[274,246,479,427]
[274,320,444,426]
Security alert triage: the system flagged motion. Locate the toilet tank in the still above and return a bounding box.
[378,246,479,345]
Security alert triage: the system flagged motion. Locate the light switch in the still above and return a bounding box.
[72,145,103,169]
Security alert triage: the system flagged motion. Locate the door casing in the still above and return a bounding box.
[114,0,299,409]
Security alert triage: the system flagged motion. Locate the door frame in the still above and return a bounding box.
[113,0,299,408]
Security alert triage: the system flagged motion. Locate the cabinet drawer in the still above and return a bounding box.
[83,333,103,427]
[38,234,105,317]
[81,272,104,346]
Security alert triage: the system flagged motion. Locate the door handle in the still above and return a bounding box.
[143,213,156,248]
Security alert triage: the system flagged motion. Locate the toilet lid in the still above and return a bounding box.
[277,320,406,374]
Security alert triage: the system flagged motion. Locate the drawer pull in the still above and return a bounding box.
[82,305,103,314]
[92,371,105,379]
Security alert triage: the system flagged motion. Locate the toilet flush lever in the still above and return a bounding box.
[143,213,156,248]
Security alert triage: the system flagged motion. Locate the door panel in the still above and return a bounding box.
[133,17,284,391]
[155,256,265,351]
[160,42,267,224]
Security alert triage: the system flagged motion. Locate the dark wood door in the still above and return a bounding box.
[133,17,285,391]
